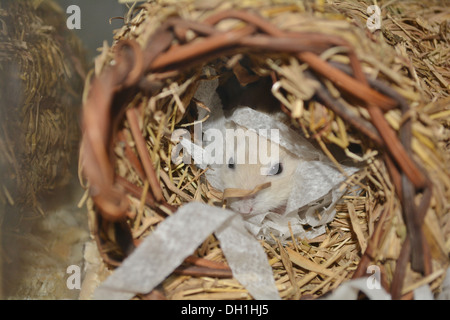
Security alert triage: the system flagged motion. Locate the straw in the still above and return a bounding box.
[80,0,449,300]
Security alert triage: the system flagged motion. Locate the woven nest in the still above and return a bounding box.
[80,0,449,300]
[0,0,86,217]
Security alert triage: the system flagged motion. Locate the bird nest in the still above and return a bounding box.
[80,0,449,300]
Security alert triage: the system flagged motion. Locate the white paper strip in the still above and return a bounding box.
[94,202,280,300]
[323,278,391,300]
[414,285,434,300]
[215,214,280,300]
[437,267,450,300]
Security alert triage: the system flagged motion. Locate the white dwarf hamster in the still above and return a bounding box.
[220,122,300,215]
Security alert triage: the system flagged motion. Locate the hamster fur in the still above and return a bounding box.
[220,122,300,215]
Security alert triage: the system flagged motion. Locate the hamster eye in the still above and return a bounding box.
[268,163,283,175]
[227,157,235,169]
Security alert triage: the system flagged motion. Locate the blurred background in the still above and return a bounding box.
[55,0,128,60]
[0,0,131,299]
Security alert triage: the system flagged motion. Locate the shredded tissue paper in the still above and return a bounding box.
[94,74,361,300]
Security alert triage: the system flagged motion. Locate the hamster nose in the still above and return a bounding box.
[234,197,255,215]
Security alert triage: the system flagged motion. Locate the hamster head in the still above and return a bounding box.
[220,125,299,215]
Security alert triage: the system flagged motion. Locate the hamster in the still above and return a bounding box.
[207,74,301,215]
[220,122,300,216]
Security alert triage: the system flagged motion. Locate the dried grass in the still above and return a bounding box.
[84,0,449,299]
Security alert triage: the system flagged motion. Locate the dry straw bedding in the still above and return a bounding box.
[80,0,450,299]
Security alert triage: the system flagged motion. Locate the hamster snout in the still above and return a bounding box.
[232,196,256,214]
[221,127,299,215]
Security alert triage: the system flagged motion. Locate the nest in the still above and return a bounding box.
[80,0,449,300]
[0,0,86,217]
